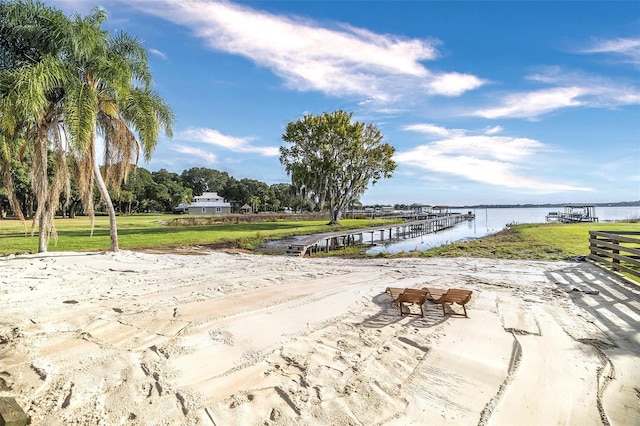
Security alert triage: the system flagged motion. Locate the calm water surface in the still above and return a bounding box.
[367,206,640,255]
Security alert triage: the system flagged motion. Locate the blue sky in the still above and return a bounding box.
[50,0,639,205]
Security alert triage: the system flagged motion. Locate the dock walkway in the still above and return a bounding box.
[286,213,474,256]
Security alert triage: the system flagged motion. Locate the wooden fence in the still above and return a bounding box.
[589,231,640,278]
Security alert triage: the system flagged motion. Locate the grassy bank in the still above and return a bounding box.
[2,216,638,272]
[311,221,639,260]
[0,214,394,255]
[413,222,639,260]
[413,221,640,281]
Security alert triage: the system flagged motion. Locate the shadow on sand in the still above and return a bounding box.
[360,292,450,329]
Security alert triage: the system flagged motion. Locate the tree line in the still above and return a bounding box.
[0,163,311,217]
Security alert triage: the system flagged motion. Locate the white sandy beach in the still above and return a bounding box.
[0,250,639,425]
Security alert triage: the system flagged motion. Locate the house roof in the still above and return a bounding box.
[189,201,231,208]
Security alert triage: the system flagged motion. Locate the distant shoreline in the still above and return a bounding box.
[453,201,640,209]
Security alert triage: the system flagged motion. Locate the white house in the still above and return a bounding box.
[186,192,232,215]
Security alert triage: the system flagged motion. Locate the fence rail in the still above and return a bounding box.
[589,231,640,278]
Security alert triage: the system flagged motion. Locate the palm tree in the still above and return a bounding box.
[2,2,173,253]
[62,9,174,252]
[0,0,72,252]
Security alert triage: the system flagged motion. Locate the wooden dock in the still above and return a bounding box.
[546,205,598,223]
[286,213,474,256]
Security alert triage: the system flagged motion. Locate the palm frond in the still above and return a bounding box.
[63,81,98,153]
[121,87,175,161]
[109,31,152,87]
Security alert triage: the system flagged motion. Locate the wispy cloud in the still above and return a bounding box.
[581,37,640,66]
[590,152,640,183]
[179,127,279,156]
[132,0,484,102]
[403,123,464,138]
[473,87,586,119]
[484,125,503,135]
[149,48,168,60]
[473,68,640,119]
[397,125,592,192]
[172,145,218,163]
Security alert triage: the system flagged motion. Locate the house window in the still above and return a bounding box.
[216,207,221,213]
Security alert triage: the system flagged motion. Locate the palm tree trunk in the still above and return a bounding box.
[35,126,49,253]
[92,141,119,252]
[38,208,49,252]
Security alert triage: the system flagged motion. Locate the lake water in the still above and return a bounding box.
[366,206,640,255]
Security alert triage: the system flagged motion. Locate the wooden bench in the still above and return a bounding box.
[384,287,405,305]
[427,288,473,318]
[423,287,447,301]
[396,289,430,317]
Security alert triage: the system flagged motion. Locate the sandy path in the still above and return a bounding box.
[0,251,638,425]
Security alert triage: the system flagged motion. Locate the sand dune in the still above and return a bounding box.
[0,251,638,425]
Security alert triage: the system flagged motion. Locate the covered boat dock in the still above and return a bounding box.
[546,205,598,223]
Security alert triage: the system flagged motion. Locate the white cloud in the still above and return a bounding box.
[484,125,503,135]
[132,0,484,102]
[581,37,640,65]
[528,69,640,104]
[403,123,465,138]
[149,48,168,60]
[427,72,485,96]
[396,132,592,192]
[473,63,640,119]
[473,87,586,119]
[179,127,280,156]
[172,145,218,163]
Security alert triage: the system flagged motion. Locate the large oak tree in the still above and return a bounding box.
[280,110,395,225]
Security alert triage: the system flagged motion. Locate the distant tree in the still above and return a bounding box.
[269,183,293,212]
[173,187,193,209]
[149,169,185,212]
[280,110,396,224]
[120,167,154,212]
[240,178,269,211]
[248,195,260,213]
[181,167,229,196]
[219,177,248,212]
[218,177,268,212]
[0,146,34,219]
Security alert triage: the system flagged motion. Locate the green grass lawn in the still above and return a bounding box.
[0,214,395,254]
[2,215,638,282]
[415,222,640,260]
